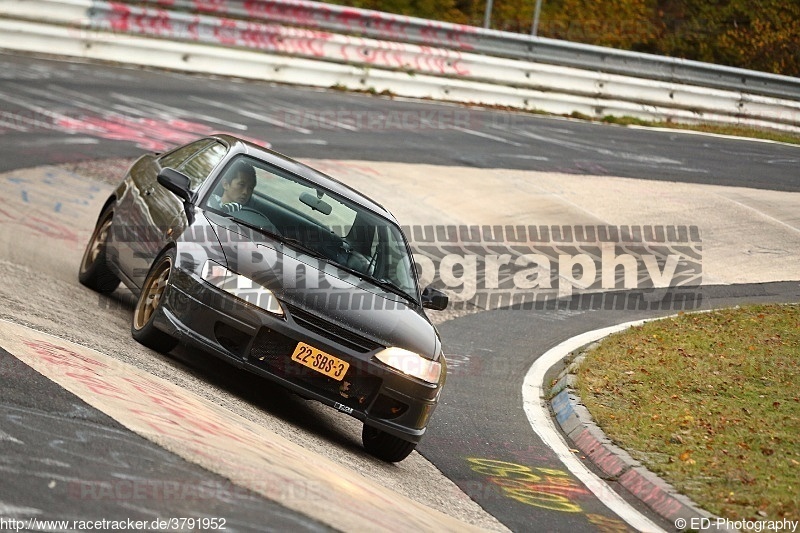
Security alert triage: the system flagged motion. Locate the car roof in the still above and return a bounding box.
[210,134,398,224]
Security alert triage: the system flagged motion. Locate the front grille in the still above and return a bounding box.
[250,328,298,366]
[249,328,381,409]
[328,374,382,407]
[287,305,382,353]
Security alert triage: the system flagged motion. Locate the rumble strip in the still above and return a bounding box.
[0,319,481,533]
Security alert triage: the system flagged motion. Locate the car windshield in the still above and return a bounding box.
[204,155,419,300]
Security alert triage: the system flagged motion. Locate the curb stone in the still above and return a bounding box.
[548,344,738,533]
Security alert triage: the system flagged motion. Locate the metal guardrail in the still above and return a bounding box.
[23,0,785,130]
[1,0,798,132]
[133,0,800,101]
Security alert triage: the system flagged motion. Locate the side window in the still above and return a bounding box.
[158,139,211,169]
[179,142,227,190]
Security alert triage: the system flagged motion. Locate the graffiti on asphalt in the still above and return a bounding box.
[466,457,588,513]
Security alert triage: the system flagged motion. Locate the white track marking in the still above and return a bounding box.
[510,127,683,165]
[0,108,33,131]
[276,139,329,145]
[110,93,248,130]
[450,125,523,146]
[522,319,668,533]
[0,428,23,444]
[267,102,360,131]
[714,194,800,235]
[495,153,549,160]
[0,91,82,127]
[188,96,313,134]
[17,137,99,147]
[0,501,42,516]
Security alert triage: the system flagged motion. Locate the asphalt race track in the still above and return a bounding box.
[1,52,799,532]
[2,55,799,192]
[0,344,330,532]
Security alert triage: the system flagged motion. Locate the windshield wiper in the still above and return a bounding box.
[278,236,328,260]
[315,257,417,304]
[364,277,418,304]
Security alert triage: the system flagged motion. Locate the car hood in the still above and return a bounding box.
[201,213,440,359]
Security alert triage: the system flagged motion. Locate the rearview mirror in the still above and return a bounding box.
[157,168,193,203]
[421,286,449,310]
[299,191,332,215]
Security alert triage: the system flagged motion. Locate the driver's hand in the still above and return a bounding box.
[222,202,243,213]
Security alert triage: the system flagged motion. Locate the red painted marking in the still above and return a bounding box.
[123,375,267,447]
[194,0,226,13]
[54,115,213,151]
[572,428,601,454]
[618,468,684,518]
[107,2,132,32]
[6,330,448,531]
[23,340,110,372]
[572,428,627,477]
[65,371,129,401]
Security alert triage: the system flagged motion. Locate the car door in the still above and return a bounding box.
[123,139,220,287]
[147,140,229,278]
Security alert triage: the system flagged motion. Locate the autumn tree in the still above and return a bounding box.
[324,0,800,75]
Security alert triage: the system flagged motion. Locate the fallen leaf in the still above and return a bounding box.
[679,450,692,461]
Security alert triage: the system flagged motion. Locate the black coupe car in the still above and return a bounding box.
[79,134,449,462]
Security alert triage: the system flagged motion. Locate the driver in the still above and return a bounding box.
[209,161,256,212]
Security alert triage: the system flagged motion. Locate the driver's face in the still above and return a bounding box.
[221,174,255,204]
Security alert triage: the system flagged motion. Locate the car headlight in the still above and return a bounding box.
[374,347,442,385]
[201,260,283,316]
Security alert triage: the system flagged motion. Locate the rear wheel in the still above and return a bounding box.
[79,207,121,293]
[362,425,416,463]
[132,250,178,353]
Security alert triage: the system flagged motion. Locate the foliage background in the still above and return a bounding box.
[326,0,800,77]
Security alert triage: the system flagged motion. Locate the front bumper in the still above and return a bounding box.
[154,267,443,443]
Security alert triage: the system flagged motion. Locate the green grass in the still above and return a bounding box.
[599,116,800,145]
[324,84,800,145]
[577,304,800,521]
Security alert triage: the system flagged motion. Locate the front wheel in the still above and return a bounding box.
[79,207,121,293]
[132,250,178,353]
[362,425,417,463]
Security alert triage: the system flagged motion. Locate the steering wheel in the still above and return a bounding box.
[235,206,270,221]
[229,206,279,233]
[345,248,372,274]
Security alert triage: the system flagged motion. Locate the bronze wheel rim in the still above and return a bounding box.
[81,216,112,273]
[133,257,171,330]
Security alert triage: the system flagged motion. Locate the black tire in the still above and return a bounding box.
[79,207,121,293]
[362,425,417,463]
[131,250,179,353]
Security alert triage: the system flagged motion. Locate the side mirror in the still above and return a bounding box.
[421,286,449,311]
[157,168,193,203]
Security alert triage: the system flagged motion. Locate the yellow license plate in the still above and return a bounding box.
[291,342,349,381]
